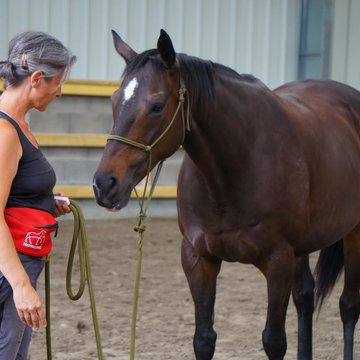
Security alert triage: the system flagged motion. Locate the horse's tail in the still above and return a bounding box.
[314,239,344,312]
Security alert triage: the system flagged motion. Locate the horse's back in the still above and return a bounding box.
[275,79,360,181]
[275,79,360,100]
[275,79,360,134]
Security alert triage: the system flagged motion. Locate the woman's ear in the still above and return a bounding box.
[30,70,43,88]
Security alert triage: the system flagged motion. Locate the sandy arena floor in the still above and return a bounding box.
[28,217,359,359]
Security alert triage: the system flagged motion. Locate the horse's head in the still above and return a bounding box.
[93,29,188,210]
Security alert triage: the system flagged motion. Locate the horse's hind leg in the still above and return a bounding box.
[292,255,314,360]
[341,227,360,360]
[181,237,221,360]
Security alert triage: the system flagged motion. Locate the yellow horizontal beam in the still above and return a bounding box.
[61,80,120,96]
[1,80,120,97]
[54,185,177,199]
[34,133,185,149]
[35,133,107,147]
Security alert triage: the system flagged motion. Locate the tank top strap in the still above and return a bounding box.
[0,110,24,136]
[0,111,34,150]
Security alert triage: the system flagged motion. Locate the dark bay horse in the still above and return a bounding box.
[93,29,360,359]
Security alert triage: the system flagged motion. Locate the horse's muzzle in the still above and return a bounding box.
[92,172,129,210]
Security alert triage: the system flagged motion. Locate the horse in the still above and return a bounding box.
[93,29,360,360]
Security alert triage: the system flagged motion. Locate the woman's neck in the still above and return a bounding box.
[0,85,31,125]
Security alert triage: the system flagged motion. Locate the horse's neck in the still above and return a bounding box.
[183,80,287,192]
[182,118,251,197]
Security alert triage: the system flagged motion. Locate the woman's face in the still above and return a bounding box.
[31,71,64,112]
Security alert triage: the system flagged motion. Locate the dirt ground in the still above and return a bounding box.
[28,216,359,360]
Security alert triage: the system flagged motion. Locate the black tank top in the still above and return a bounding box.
[0,111,56,214]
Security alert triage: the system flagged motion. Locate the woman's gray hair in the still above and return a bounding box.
[0,31,76,89]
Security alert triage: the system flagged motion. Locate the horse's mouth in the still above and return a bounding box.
[107,199,128,212]
[97,197,129,212]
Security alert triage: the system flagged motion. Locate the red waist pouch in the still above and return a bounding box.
[4,207,58,257]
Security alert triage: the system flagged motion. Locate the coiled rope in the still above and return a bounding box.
[45,199,103,360]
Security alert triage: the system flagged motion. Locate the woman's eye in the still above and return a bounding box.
[150,103,164,114]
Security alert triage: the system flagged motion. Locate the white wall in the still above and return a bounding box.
[0,0,301,88]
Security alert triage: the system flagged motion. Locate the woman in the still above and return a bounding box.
[0,31,76,359]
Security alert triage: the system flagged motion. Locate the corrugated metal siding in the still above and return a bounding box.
[0,0,301,88]
[331,0,360,90]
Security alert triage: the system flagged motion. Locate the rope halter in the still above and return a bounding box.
[107,78,190,215]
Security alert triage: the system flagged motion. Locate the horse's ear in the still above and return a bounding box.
[157,29,176,69]
[111,30,137,63]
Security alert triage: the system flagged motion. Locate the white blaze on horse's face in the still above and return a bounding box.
[122,77,138,104]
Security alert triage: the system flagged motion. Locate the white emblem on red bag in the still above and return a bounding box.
[23,230,46,249]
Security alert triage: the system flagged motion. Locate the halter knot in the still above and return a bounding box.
[133,223,146,233]
[178,86,186,102]
[133,212,146,233]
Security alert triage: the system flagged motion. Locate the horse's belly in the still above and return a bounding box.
[189,220,287,264]
[303,205,360,253]
[198,231,259,263]
[304,178,360,252]
[292,194,360,255]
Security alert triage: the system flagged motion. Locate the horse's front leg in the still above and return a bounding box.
[261,243,294,360]
[181,237,221,360]
[292,255,314,360]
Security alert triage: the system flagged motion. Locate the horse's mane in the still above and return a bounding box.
[177,54,265,114]
[122,49,263,115]
[177,54,215,113]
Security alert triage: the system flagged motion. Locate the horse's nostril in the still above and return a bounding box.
[108,176,117,189]
[93,173,119,198]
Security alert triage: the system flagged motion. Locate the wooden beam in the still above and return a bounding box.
[54,185,177,199]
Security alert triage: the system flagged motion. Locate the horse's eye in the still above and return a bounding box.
[149,103,164,114]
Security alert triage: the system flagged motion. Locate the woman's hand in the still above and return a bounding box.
[13,282,47,330]
[54,193,71,217]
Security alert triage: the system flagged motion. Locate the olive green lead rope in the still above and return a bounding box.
[45,199,103,360]
[129,160,164,360]
[45,259,52,358]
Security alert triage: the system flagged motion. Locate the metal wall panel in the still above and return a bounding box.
[0,0,301,88]
[331,0,360,89]
[346,0,360,89]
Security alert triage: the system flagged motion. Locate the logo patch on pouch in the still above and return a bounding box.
[4,207,58,257]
